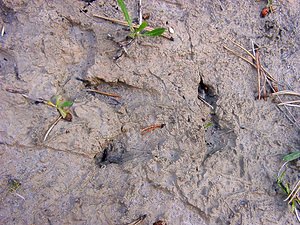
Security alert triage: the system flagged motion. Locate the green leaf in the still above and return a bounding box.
[58,108,67,118]
[135,21,148,33]
[283,151,300,162]
[204,122,213,129]
[59,101,73,108]
[291,200,296,212]
[117,0,133,31]
[142,28,166,37]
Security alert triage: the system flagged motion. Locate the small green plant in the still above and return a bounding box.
[277,151,300,221]
[283,151,300,162]
[8,178,21,192]
[117,0,166,38]
[47,95,73,121]
[203,122,213,129]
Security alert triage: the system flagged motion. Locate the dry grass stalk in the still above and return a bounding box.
[284,179,300,204]
[43,116,62,142]
[273,90,300,97]
[224,39,300,128]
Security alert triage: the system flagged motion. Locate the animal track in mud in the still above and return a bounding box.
[81,77,164,115]
[84,78,170,166]
[0,48,19,80]
[0,1,19,80]
[68,25,96,79]
[198,78,237,164]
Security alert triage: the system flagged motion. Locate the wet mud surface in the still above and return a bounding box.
[1,0,300,224]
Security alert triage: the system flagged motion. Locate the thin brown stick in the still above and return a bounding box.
[224,43,300,128]
[229,38,255,60]
[255,49,262,100]
[224,45,277,89]
[141,124,165,135]
[93,14,174,41]
[228,39,277,82]
[86,89,121,98]
[224,45,277,83]
[223,45,256,67]
[262,70,268,100]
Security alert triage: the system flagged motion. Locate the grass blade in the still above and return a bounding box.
[135,21,148,33]
[142,28,166,37]
[283,151,300,162]
[59,101,73,108]
[117,0,133,31]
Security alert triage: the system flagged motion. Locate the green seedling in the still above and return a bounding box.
[117,0,166,38]
[7,177,25,200]
[112,0,166,59]
[43,95,73,142]
[283,151,300,162]
[204,122,213,129]
[8,178,21,192]
[47,95,73,121]
[277,151,300,221]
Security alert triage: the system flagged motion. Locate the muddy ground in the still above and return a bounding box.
[0,0,300,224]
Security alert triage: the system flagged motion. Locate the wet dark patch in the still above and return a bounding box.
[198,77,217,108]
[94,140,127,167]
[0,0,17,24]
[81,0,96,2]
[199,78,237,164]
[0,48,19,80]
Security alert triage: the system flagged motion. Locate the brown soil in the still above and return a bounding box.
[0,0,299,224]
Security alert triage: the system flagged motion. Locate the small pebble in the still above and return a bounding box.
[168,27,174,34]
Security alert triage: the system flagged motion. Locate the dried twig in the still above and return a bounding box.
[284,179,300,203]
[227,39,277,82]
[273,91,300,97]
[224,40,300,128]
[141,123,165,135]
[128,214,147,225]
[255,45,262,99]
[43,116,62,142]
